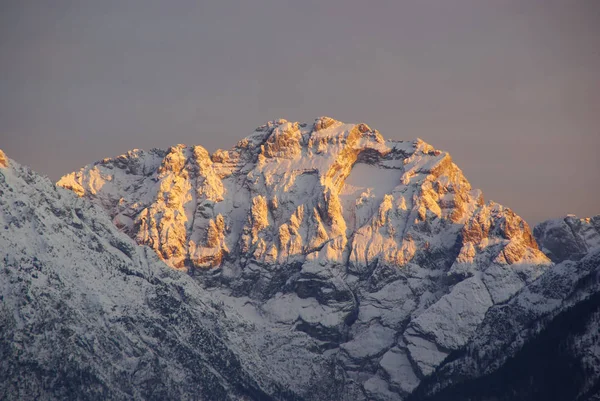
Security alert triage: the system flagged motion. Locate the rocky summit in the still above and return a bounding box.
[2,117,599,400]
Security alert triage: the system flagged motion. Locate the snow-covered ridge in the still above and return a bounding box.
[410,242,600,401]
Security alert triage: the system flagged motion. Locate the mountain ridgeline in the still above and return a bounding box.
[1,118,599,400]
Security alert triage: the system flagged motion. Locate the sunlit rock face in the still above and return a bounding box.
[0,149,8,168]
[57,118,555,399]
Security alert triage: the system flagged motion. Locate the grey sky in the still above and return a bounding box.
[1,0,599,225]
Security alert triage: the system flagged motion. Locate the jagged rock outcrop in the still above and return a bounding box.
[57,118,553,399]
[534,214,600,263]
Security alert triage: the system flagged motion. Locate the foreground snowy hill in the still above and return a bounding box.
[1,117,598,400]
[0,151,292,400]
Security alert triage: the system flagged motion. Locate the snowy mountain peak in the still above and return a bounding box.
[58,118,546,276]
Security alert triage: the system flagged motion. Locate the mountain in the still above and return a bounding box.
[1,117,598,400]
[55,117,551,396]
